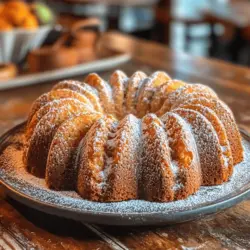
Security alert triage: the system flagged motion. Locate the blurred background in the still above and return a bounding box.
[0,0,249,76]
[45,0,250,66]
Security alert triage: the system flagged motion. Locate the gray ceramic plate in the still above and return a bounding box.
[1,123,250,226]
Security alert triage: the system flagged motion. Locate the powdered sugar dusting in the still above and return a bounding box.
[173,108,229,185]
[0,128,250,215]
[136,71,171,117]
[84,73,114,115]
[157,84,218,116]
[19,71,245,205]
[124,71,147,115]
[52,80,102,113]
[109,70,128,118]
[27,89,93,123]
[175,96,243,165]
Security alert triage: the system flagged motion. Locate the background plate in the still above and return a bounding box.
[1,123,250,226]
[0,52,130,90]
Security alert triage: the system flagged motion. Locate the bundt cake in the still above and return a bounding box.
[23,70,244,202]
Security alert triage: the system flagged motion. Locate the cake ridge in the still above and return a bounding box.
[46,112,102,191]
[84,73,114,114]
[125,71,147,115]
[136,71,171,117]
[23,70,244,202]
[27,89,94,124]
[52,80,103,113]
[26,102,91,177]
[173,107,230,185]
[140,113,175,201]
[109,70,129,119]
[175,96,243,165]
[177,103,233,176]
[161,111,202,199]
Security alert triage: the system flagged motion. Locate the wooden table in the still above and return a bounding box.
[1,32,250,249]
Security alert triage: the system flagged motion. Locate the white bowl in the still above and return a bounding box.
[0,25,52,64]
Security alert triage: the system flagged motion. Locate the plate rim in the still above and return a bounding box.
[0,52,131,90]
[1,122,250,225]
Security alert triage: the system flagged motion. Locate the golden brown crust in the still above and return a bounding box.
[125,71,147,115]
[150,79,186,113]
[173,108,229,185]
[84,73,114,114]
[177,97,243,165]
[23,71,244,202]
[103,115,141,201]
[24,98,90,166]
[46,112,102,190]
[52,80,103,113]
[162,112,201,200]
[25,98,86,142]
[109,70,128,119]
[77,115,117,201]
[140,114,175,202]
[26,102,89,178]
[136,71,171,117]
[157,84,218,116]
[27,89,93,124]
[178,103,233,180]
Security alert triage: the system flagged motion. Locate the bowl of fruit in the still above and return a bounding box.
[0,0,54,63]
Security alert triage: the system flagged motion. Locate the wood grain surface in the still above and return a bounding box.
[0,32,250,250]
